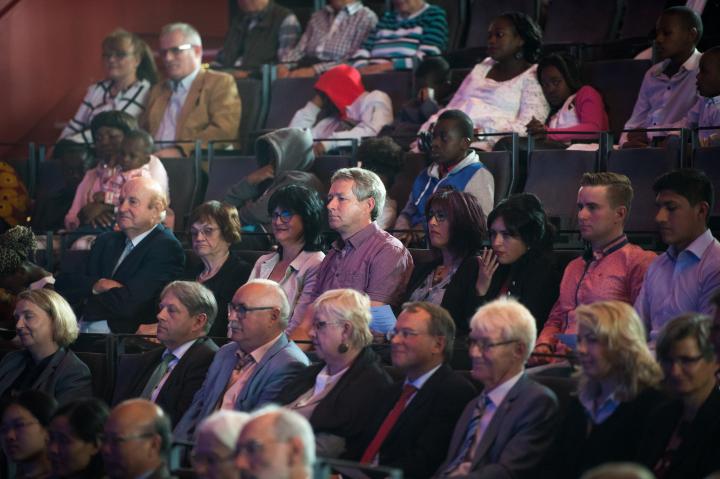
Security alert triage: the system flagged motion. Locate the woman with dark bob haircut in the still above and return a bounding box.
[637,313,720,479]
[417,11,548,151]
[476,193,561,328]
[0,390,58,479]
[48,398,109,479]
[249,184,326,334]
[405,188,486,335]
[183,201,252,337]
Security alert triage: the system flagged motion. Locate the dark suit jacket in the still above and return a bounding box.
[434,373,559,479]
[636,387,720,479]
[142,69,241,156]
[111,337,219,427]
[0,348,92,405]
[56,224,185,333]
[275,347,393,460]
[173,334,309,441]
[368,363,477,479]
[542,387,667,479]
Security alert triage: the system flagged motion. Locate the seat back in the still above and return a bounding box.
[543,0,622,44]
[204,155,257,202]
[524,149,598,229]
[264,77,317,129]
[692,146,720,217]
[477,150,516,207]
[362,70,414,115]
[427,0,467,50]
[311,155,355,190]
[465,0,538,48]
[388,152,430,218]
[159,156,201,231]
[619,0,666,39]
[583,59,652,139]
[607,148,681,232]
[235,78,264,149]
[73,350,114,402]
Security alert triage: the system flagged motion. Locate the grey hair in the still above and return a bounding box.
[580,462,655,479]
[161,22,202,47]
[470,297,537,361]
[656,313,716,363]
[401,301,456,361]
[196,410,250,450]
[250,405,316,467]
[243,279,290,328]
[160,281,218,333]
[330,167,386,221]
[314,289,373,349]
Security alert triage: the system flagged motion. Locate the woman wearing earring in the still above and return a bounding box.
[275,289,393,460]
[417,11,548,151]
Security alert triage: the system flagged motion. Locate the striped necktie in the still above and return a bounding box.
[443,394,490,475]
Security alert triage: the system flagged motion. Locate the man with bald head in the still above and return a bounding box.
[102,399,174,479]
[57,176,184,333]
[174,279,309,441]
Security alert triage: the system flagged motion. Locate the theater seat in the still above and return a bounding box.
[543,0,622,45]
[235,78,265,149]
[264,77,316,130]
[607,147,681,232]
[524,149,598,229]
[388,152,430,219]
[159,156,201,232]
[311,155,355,190]
[464,0,539,48]
[477,150,516,207]
[204,155,257,202]
[362,70,414,115]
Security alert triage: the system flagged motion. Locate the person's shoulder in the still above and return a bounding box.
[624,243,658,263]
[374,225,409,251]
[576,85,603,100]
[279,338,310,365]
[57,349,91,374]
[522,375,560,405]
[423,3,447,17]
[365,89,392,104]
[201,68,235,85]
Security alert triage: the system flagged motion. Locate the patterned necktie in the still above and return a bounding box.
[360,384,417,463]
[443,394,490,475]
[140,353,176,399]
[225,352,255,391]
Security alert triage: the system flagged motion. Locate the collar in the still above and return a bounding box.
[485,370,523,407]
[592,234,629,260]
[326,0,362,15]
[246,333,283,364]
[332,222,379,250]
[168,66,201,93]
[579,389,621,424]
[428,150,479,179]
[705,95,720,106]
[405,363,443,390]
[668,229,715,260]
[165,338,199,362]
[397,2,428,20]
[126,224,158,248]
[653,49,702,78]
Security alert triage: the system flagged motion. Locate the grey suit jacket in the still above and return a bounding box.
[0,348,92,405]
[173,334,309,440]
[434,373,559,479]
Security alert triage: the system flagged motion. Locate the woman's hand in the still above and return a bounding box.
[80,203,115,229]
[475,248,499,296]
[526,116,547,140]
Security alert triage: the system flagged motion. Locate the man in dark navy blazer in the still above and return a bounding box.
[56,177,184,333]
[358,302,477,478]
[112,281,219,428]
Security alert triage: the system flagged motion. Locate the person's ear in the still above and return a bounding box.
[696,201,710,223]
[192,313,208,333]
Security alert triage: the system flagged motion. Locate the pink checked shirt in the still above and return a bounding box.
[537,236,656,349]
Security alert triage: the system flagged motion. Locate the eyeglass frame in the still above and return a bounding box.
[386,328,434,341]
[159,43,194,57]
[101,50,135,60]
[271,209,296,224]
[426,209,448,223]
[466,338,518,352]
[190,449,236,468]
[227,303,276,317]
[190,226,220,238]
[0,419,39,436]
[659,354,708,368]
[98,431,155,446]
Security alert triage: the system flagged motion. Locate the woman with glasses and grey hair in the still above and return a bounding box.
[636,313,720,479]
[248,185,326,334]
[275,288,392,460]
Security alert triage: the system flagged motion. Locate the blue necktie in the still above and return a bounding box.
[443,394,490,475]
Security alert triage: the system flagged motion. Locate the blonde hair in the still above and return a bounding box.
[576,301,661,401]
[314,289,373,349]
[471,297,537,361]
[16,289,79,347]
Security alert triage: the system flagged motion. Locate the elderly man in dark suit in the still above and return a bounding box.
[174,279,309,441]
[358,301,476,478]
[56,176,184,334]
[434,298,560,478]
[112,281,219,427]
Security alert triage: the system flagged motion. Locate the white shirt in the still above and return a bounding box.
[621,50,701,144]
[150,338,199,402]
[405,363,442,405]
[156,67,201,143]
[686,95,720,146]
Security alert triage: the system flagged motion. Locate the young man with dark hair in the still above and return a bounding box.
[635,168,720,341]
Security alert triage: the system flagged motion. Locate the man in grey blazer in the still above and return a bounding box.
[434,298,560,478]
[174,279,309,440]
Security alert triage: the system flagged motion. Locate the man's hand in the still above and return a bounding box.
[276,65,290,78]
[136,323,158,337]
[232,69,252,79]
[358,63,393,75]
[393,215,424,246]
[312,142,326,157]
[310,93,325,108]
[92,278,124,294]
[418,87,435,102]
[528,344,554,366]
[622,130,649,149]
[245,164,275,185]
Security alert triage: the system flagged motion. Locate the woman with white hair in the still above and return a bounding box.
[275,289,393,459]
[541,300,666,479]
[0,289,92,405]
[192,410,250,479]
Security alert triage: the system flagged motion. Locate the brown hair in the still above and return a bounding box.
[580,172,634,212]
[189,201,242,244]
[102,29,159,84]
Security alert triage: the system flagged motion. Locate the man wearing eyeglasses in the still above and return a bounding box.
[174,279,309,442]
[101,399,173,479]
[357,302,476,478]
[434,298,559,478]
[234,405,316,479]
[142,22,241,157]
